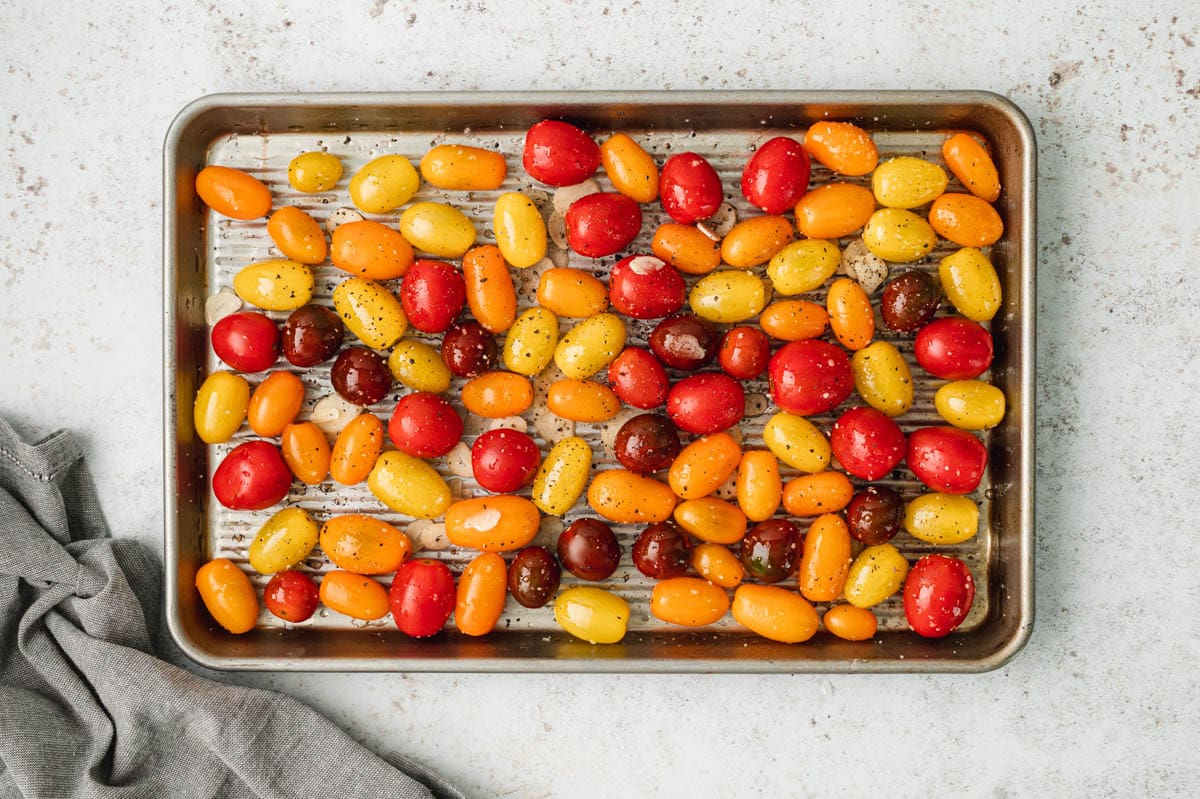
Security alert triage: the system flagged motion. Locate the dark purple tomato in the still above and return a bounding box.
[648,314,720,371]
[845,486,904,545]
[631,521,693,579]
[281,304,344,367]
[881,270,941,332]
[717,326,771,380]
[508,546,562,608]
[441,322,498,378]
[331,346,391,406]
[471,428,541,492]
[613,413,682,475]
[211,311,280,373]
[739,518,801,583]
[557,518,621,581]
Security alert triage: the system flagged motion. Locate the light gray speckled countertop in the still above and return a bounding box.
[2,1,1198,796]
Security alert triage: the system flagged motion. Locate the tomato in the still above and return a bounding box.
[329,413,384,485]
[600,132,659,202]
[797,514,852,602]
[445,496,541,552]
[263,570,319,623]
[659,152,723,224]
[735,450,782,522]
[546,379,621,422]
[673,497,748,545]
[558,518,621,581]
[872,157,948,209]
[942,132,1001,202]
[689,270,769,324]
[399,259,466,334]
[471,428,540,492]
[248,507,319,574]
[537,267,609,318]
[565,193,642,257]
[587,469,678,524]
[330,220,415,280]
[768,340,853,416]
[651,223,722,275]
[195,558,258,634]
[419,144,507,191]
[846,485,904,545]
[455,552,508,637]
[720,216,795,268]
[649,314,719,371]
[441,322,498,378]
[741,136,811,214]
[390,559,456,638]
[212,440,292,510]
[267,206,327,264]
[759,300,829,342]
[508,546,561,609]
[193,371,249,444]
[211,312,280,373]
[905,492,980,545]
[793,183,876,240]
[388,338,453,394]
[935,380,1006,430]
[282,304,344,367]
[320,571,390,620]
[782,471,854,517]
[462,245,518,334]
[651,577,730,627]
[461,371,533,418]
[532,436,593,515]
[823,605,878,641]
[803,121,878,176]
[247,371,304,437]
[503,308,559,376]
[554,587,630,644]
[398,202,478,258]
[939,247,1003,322]
[691,543,745,588]
[330,346,391,406]
[319,515,410,574]
[554,313,626,379]
[280,422,331,485]
[666,373,745,435]
[762,412,831,474]
[732,585,819,643]
[608,348,670,409]
[195,165,271,220]
[287,151,343,194]
[880,270,941,332]
[369,451,452,519]
[632,521,693,579]
[717,326,770,380]
[332,277,408,351]
[830,407,906,481]
[906,426,988,494]
[608,255,686,320]
[914,317,994,379]
[388,392,463,458]
[614,413,682,475]
[903,554,976,638]
[862,208,937,263]
[740,518,801,583]
[844,544,909,608]
[826,277,875,351]
[493,192,548,268]
[668,432,741,500]
[348,155,420,214]
[523,119,601,186]
[929,193,1004,247]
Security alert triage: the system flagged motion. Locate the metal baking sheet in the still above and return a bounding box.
[163,91,1035,672]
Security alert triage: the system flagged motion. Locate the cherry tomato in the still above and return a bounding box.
[652,223,721,275]
[907,426,988,494]
[659,152,723,224]
[608,347,670,409]
[330,220,414,280]
[649,314,719,371]
[846,485,904,545]
[631,521,692,579]
[718,326,770,380]
[741,136,811,214]
[389,559,456,638]
[608,255,686,320]
[830,407,906,481]
[331,346,391,406]
[914,317,994,380]
[903,554,976,638]
[471,428,540,492]
[508,546,562,609]
[565,193,642,257]
[195,558,258,634]
[803,121,879,176]
[522,119,601,186]
[740,518,801,583]
[264,570,319,623]
[881,270,941,332]
[212,440,292,510]
[455,552,508,637]
[247,371,304,437]
[388,392,463,459]
[558,518,621,581]
[281,304,343,367]
[441,322,498,378]
[320,571,390,620]
[195,165,271,220]
[666,373,745,436]
[399,259,465,334]
[768,340,853,416]
[614,413,682,474]
[942,132,1001,202]
[823,605,878,641]
[211,312,280,373]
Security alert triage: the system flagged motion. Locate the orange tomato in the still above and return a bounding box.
[546,379,621,422]
[266,206,327,264]
[691,543,745,588]
[758,300,829,342]
[329,413,384,485]
[462,245,517,334]
[461,371,534,418]
[195,558,259,634]
[587,470,678,524]
[419,144,507,191]
[823,605,878,641]
[319,571,390,620]
[798,514,852,602]
[720,215,794,268]
[803,122,879,176]
[929,192,1004,247]
[246,371,305,437]
[600,133,659,203]
[668,432,742,500]
[793,183,876,239]
[455,552,508,636]
[330,220,414,280]
[195,165,272,220]
[942,132,1001,202]
[826,277,875,351]
[781,472,854,517]
[280,422,331,485]
[673,497,747,545]
[537,268,609,318]
[732,584,819,643]
[652,223,722,275]
[444,496,540,552]
[319,515,410,575]
[735,450,782,522]
[650,577,730,626]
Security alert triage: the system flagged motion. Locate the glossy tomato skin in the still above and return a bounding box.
[768,340,854,416]
[614,413,682,474]
[211,312,280,373]
[740,518,802,583]
[508,546,562,608]
[522,120,601,186]
[906,426,988,494]
[565,193,642,257]
[881,271,941,332]
[400,259,465,333]
[741,136,812,214]
[390,559,456,638]
[659,152,724,224]
[830,407,906,481]
[331,346,391,406]
[846,485,904,545]
[557,518,621,581]
[608,348,670,409]
[608,255,687,320]
[471,428,540,492]
[388,392,463,459]
[649,314,719,371]
[718,326,771,380]
[914,317,994,379]
[666,373,746,435]
[631,521,693,579]
[212,440,292,510]
[441,322,498,378]
[282,304,344,367]
[264,570,319,622]
[903,554,975,638]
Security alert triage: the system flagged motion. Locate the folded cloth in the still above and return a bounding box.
[0,417,463,799]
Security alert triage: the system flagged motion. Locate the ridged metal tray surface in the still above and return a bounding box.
[164,91,1035,672]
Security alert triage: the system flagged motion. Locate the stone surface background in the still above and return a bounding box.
[2,1,1198,795]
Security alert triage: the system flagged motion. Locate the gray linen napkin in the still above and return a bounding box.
[0,417,463,799]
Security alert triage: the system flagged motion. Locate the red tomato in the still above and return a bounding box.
[741,136,812,214]
[608,254,687,319]
[904,554,976,638]
[211,312,280,373]
[830,407,906,480]
[389,559,456,638]
[768,340,853,416]
[914,317,994,380]
[400,259,465,333]
[718,326,771,380]
[212,440,292,510]
[264,570,319,623]
[471,428,541,492]
[906,426,988,494]
[608,347,670,409]
[388,392,464,458]
[522,120,601,186]
[649,314,719,371]
[666,373,745,435]
[565,193,642,257]
[659,152,724,224]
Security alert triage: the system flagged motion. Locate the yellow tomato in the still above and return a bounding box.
[861,208,937,263]
[531,436,593,516]
[939,247,1002,322]
[554,587,630,644]
[462,245,518,334]
[267,206,327,264]
[398,201,477,258]
[587,469,677,524]
[455,552,508,636]
[349,155,420,214]
[419,144,507,191]
[247,371,304,437]
[720,215,794,268]
[935,380,1006,430]
[368,451,452,519]
[689,270,769,324]
[319,571,390,621]
[651,578,730,626]
[493,191,547,268]
[553,313,626,379]
[691,543,745,589]
[904,493,980,545]
[195,558,259,634]
[247,507,319,575]
[851,340,914,417]
[735,450,782,522]
[319,514,410,575]
[537,268,609,318]
[546,379,621,422]
[288,151,343,193]
[600,133,659,202]
[766,239,841,295]
[793,183,876,239]
[387,338,453,393]
[194,371,249,444]
[445,496,541,552]
[872,156,948,209]
[668,432,742,501]
[762,412,831,473]
[233,260,314,311]
[732,584,819,643]
[332,277,407,350]
[503,307,560,376]
[673,497,748,544]
[844,544,909,608]
[461,371,534,418]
